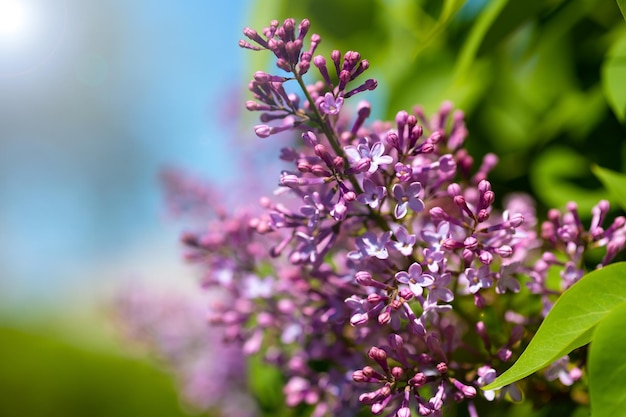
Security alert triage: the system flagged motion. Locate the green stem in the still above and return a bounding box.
[293,70,391,233]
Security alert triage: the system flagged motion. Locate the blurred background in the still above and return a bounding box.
[0,0,624,416]
[0,1,253,415]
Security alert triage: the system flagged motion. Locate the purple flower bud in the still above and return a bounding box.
[482,191,495,207]
[417,401,432,416]
[345,78,378,98]
[464,236,478,251]
[352,370,366,382]
[451,378,477,398]
[392,367,404,379]
[388,334,403,349]
[409,372,427,387]
[378,308,391,325]
[355,271,387,290]
[297,18,310,39]
[430,207,447,221]
[497,347,512,361]
[386,132,400,150]
[396,110,408,132]
[462,248,475,264]
[254,124,272,138]
[338,69,351,92]
[398,407,411,417]
[436,362,448,374]
[478,179,491,193]
[398,287,414,301]
[478,250,493,265]
[297,161,312,172]
[368,346,387,362]
[495,245,513,257]
[443,238,461,250]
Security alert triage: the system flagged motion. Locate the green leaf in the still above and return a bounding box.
[411,0,468,58]
[592,165,626,211]
[453,0,509,80]
[617,0,626,21]
[602,33,626,122]
[248,353,285,411]
[589,301,626,416]
[483,262,626,390]
[474,0,553,56]
[530,146,608,213]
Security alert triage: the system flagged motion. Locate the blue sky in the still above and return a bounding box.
[0,1,253,304]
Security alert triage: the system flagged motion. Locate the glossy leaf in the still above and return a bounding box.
[592,165,626,211]
[589,301,626,416]
[483,262,626,390]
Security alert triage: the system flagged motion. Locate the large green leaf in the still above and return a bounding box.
[588,301,626,416]
[588,303,626,416]
[602,33,626,122]
[592,165,626,211]
[483,262,626,390]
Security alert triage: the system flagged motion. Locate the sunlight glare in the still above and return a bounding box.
[0,0,32,42]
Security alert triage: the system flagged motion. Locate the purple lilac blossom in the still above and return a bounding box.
[356,178,386,209]
[392,182,425,219]
[395,262,435,296]
[344,141,393,174]
[145,17,626,417]
[390,225,417,256]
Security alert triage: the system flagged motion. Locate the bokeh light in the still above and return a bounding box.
[0,0,31,41]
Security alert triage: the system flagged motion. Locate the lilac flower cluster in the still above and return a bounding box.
[172,18,626,417]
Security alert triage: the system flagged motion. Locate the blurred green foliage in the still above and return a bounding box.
[246,0,626,216]
[0,323,198,417]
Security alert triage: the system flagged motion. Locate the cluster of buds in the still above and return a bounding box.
[167,18,626,417]
[242,18,376,140]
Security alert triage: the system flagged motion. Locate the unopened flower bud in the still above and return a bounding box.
[333,156,344,171]
[367,293,385,304]
[391,367,404,379]
[302,131,319,146]
[436,362,448,374]
[352,370,366,382]
[388,333,403,349]
[464,236,478,251]
[368,346,387,362]
[451,378,477,398]
[311,164,330,177]
[478,250,494,265]
[448,183,462,197]
[254,124,271,138]
[495,245,513,257]
[430,206,447,221]
[409,372,426,387]
[386,132,400,150]
[378,309,391,325]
